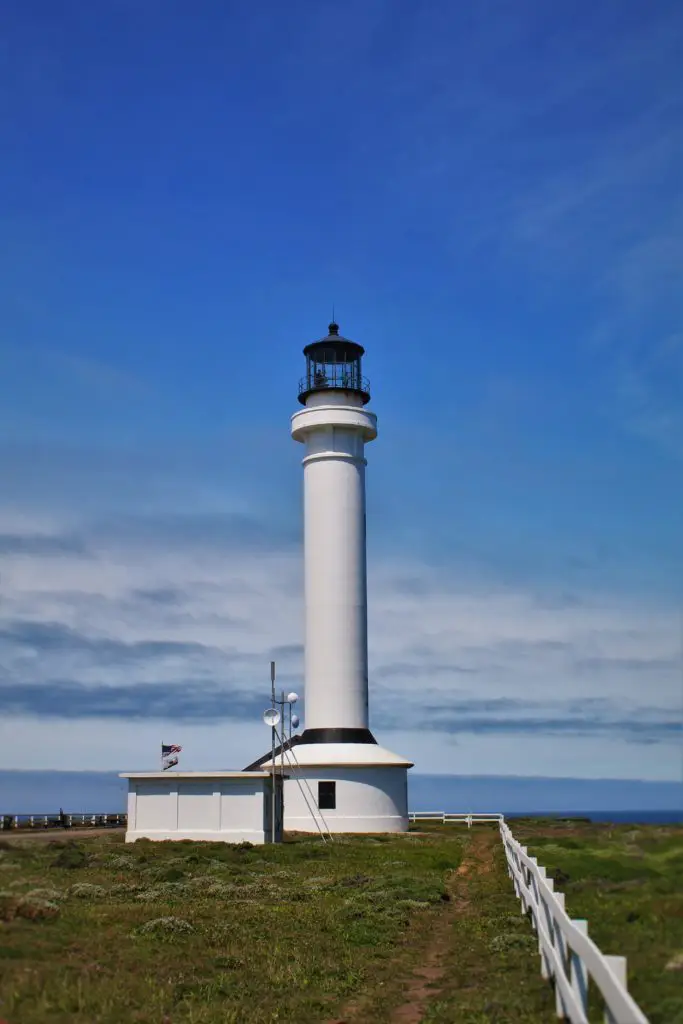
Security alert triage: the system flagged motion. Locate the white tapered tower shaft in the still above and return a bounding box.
[291,323,377,741]
[250,321,411,836]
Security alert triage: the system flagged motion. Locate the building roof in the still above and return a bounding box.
[302,321,365,359]
[119,771,283,779]
[255,741,413,770]
[243,733,304,772]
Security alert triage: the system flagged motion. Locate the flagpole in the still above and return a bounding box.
[280,688,285,806]
[270,661,276,844]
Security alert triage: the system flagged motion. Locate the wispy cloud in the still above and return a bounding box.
[0,680,263,721]
[0,532,88,556]
[377,695,680,745]
[0,512,679,776]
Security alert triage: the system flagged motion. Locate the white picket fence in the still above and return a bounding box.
[409,811,504,825]
[1,813,126,830]
[409,811,649,1023]
[500,820,649,1023]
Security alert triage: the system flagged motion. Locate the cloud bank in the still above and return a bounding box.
[0,511,679,779]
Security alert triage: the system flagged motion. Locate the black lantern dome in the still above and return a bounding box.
[298,322,371,405]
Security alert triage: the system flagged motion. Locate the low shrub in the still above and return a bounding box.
[70,883,106,899]
[154,866,185,882]
[24,888,64,902]
[110,882,141,896]
[1,894,60,922]
[52,844,88,870]
[489,932,537,953]
[106,854,134,869]
[135,916,195,938]
[18,898,60,922]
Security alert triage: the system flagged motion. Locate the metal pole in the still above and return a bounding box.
[280,689,285,778]
[270,661,276,843]
[280,689,287,841]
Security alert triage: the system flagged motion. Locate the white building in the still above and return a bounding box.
[248,323,412,833]
[120,771,284,844]
[120,321,412,843]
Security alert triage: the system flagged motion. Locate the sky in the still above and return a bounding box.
[0,1,681,790]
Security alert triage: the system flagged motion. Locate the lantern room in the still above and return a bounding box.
[298,322,371,405]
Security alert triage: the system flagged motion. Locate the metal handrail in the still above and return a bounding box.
[298,372,371,396]
[1,812,126,830]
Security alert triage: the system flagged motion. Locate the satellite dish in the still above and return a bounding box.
[263,708,281,727]
[291,714,300,729]
[287,692,299,704]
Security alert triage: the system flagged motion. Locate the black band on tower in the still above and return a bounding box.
[299,727,377,745]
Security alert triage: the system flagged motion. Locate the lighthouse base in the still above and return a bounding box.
[258,741,413,834]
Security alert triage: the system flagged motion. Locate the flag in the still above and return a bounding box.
[161,743,182,770]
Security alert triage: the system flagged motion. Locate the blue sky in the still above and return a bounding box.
[0,1,681,784]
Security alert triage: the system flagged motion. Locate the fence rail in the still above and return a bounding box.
[1,813,126,831]
[500,820,648,1023]
[409,811,503,826]
[410,812,649,1022]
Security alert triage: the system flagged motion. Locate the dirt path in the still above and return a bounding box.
[388,830,497,1024]
[329,827,553,1024]
[329,830,500,1024]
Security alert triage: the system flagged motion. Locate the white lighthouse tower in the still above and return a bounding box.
[258,322,412,833]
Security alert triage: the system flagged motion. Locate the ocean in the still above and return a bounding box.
[504,810,682,824]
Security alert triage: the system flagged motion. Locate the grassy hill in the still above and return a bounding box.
[0,821,680,1022]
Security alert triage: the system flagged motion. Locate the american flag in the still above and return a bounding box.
[161,743,182,770]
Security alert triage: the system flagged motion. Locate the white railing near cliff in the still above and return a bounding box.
[410,812,649,1023]
[1,813,126,830]
[500,820,648,1023]
[409,811,503,826]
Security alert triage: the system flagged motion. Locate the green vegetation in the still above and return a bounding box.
[514,819,683,1024]
[0,830,462,1023]
[350,826,559,1024]
[0,821,679,1022]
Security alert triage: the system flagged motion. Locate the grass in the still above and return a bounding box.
[0,822,678,1023]
[385,826,559,1024]
[0,830,463,1023]
[513,818,683,1024]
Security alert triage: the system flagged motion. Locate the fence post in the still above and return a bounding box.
[570,920,589,1019]
[527,859,539,931]
[603,956,627,1024]
[539,876,555,980]
[553,891,568,1018]
[502,827,647,1024]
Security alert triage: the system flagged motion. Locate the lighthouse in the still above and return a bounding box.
[254,322,412,833]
